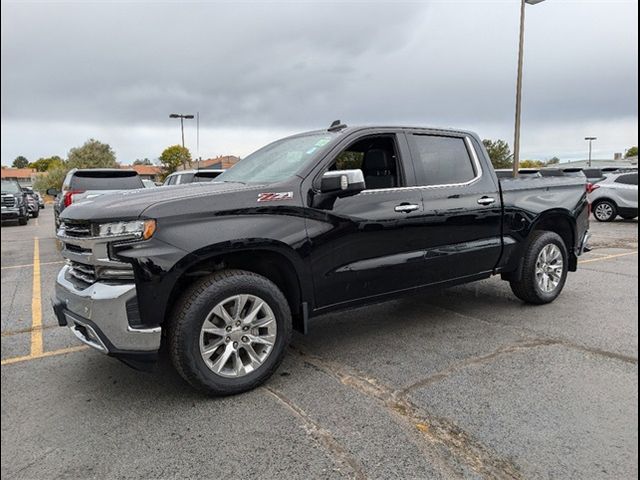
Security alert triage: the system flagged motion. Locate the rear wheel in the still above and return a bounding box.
[169,269,292,395]
[510,231,568,304]
[593,200,617,222]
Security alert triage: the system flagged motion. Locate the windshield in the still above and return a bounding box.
[216,133,335,184]
[1,180,22,193]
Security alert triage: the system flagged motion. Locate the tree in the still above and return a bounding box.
[133,158,153,165]
[159,145,191,177]
[12,156,29,168]
[625,146,638,158]
[520,159,545,168]
[546,156,560,165]
[67,139,117,169]
[482,139,512,169]
[33,167,68,193]
[28,155,65,172]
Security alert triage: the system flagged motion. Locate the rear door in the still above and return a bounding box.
[614,173,638,208]
[405,131,503,284]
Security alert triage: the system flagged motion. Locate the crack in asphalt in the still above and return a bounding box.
[399,339,562,396]
[428,304,638,365]
[290,345,524,480]
[263,386,368,480]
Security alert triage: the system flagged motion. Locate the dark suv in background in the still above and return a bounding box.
[1,180,30,225]
[50,169,144,229]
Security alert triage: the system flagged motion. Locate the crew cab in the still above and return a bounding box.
[53,124,590,395]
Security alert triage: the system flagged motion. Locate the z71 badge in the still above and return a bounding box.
[257,192,293,202]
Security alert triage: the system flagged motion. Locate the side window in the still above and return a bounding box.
[410,135,477,186]
[615,173,638,185]
[328,135,402,189]
[166,176,176,185]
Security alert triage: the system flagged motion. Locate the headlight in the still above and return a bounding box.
[98,219,156,240]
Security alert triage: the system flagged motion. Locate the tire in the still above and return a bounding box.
[18,216,28,226]
[31,210,39,218]
[169,269,292,395]
[592,200,617,222]
[510,231,568,305]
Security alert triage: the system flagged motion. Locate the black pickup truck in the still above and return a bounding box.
[53,124,590,395]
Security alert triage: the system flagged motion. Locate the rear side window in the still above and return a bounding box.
[615,173,638,185]
[176,173,194,184]
[70,171,143,190]
[194,171,223,182]
[409,135,476,186]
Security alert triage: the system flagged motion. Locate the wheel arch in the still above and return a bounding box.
[164,242,311,333]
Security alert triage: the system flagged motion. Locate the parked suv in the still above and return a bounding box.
[50,169,145,229]
[1,180,29,225]
[588,171,638,222]
[163,169,225,185]
[22,187,40,218]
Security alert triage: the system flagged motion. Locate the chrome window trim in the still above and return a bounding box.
[360,136,483,194]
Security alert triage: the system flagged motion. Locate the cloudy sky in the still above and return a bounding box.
[1,0,637,165]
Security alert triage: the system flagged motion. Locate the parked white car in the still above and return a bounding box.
[588,172,638,222]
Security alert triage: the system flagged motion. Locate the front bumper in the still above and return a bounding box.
[53,266,161,355]
[578,230,591,255]
[1,207,22,220]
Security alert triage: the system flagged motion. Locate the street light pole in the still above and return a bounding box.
[512,0,545,178]
[169,113,195,168]
[585,136,597,167]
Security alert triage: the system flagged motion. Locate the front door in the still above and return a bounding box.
[305,133,426,309]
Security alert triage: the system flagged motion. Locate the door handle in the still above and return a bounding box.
[477,196,496,206]
[394,203,420,213]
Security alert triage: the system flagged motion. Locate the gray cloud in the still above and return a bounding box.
[1,0,638,162]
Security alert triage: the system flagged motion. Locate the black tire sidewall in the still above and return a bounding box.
[529,232,568,302]
[170,271,292,395]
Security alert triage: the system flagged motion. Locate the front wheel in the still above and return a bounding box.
[593,200,617,222]
[510,231,568,304]
[169,269,292,395]
[18,215,28,225]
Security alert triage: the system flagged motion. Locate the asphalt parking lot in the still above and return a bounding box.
[1,207,637,479]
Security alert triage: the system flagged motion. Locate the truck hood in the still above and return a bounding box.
[60,182,258,222]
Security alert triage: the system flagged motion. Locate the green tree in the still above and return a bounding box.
[28,155,65,172]
[12,156,29,168]
[33,167,68,193]
[67,139,117,169]
[546,156,560,165]
[159,145,191,177]
[625,146,638,158]
[520,159,545,168]
[482,139,512,169]
[133,158,153,165]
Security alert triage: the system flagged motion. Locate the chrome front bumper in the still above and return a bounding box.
[54,265,161,353]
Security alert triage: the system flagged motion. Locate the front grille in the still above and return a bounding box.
[1,195,16,208]
[63,222,93,238]
[68,261,97,284]
[64,243,92,255]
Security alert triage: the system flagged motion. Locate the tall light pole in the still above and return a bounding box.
[512,0,546,178]
[169,113,194,168]
[585,136,597,167]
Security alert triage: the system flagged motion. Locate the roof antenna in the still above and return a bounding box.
[328,119,347,132]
